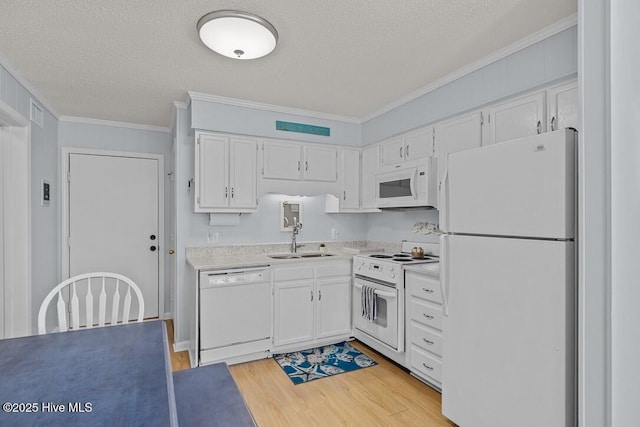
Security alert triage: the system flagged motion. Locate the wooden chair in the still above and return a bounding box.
[38,272,145,334]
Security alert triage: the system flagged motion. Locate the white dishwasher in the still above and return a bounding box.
[199,266,272,365]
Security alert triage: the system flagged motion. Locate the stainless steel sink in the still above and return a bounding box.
[268,254,302,259]
[267,252,335,259]
[299,253,334,258]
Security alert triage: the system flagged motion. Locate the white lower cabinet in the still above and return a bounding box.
[273,261,352,351]
[405,269,443,390]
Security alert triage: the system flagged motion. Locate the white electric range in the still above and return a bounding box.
[352,241,439,365]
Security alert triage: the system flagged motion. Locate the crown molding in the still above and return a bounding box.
[362,14,578,123]
[0,50,60,119]
[187,91,361,124]
[173,101,188,110]
[59,115,170,133]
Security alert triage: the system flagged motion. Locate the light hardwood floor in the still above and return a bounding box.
[165,320,454,426]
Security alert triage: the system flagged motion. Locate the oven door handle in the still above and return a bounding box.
[354,283,396,299]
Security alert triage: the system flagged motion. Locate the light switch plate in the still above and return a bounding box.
[41,179,50,207]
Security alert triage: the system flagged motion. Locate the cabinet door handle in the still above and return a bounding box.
[423,338,434,345]
[422,363,434,371]
[305,161,309,171]
[343,190,346,201]
[297,161,300,171]
[536,120,542,134]
[423,313,434,320]
[225,186,228,198]
[318,290,322,301]
[406,144,410,158]
[551,116,556,131]
[231,187,234,198]
[311,290,313,302]
[400,146,403,159]
[422,288,434,293]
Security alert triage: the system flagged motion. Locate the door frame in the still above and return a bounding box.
[60,147,165,319]
[0,98,31,338]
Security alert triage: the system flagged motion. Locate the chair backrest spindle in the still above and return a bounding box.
[38,273,145,335]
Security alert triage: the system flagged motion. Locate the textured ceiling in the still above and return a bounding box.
[0,0,576,127]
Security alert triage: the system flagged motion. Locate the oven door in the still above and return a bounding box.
[353,277,399,350]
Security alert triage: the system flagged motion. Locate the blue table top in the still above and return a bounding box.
[0,320,175,426]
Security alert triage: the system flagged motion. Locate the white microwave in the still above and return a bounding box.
[375,157,437,208]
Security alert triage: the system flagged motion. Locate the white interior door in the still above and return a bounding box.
[68,153,159,319]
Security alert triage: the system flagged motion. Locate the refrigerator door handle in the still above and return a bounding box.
[439,164,450,231]
[440,234,450,317]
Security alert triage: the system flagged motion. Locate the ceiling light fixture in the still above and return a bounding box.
[197,10,278,60]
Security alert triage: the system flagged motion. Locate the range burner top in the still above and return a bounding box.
[370,254,393,259]
[393,258,413,262]
[393,253,411,257]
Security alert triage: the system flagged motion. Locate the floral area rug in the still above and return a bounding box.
[273,341,377,384]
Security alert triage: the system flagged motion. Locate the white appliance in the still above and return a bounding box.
[199,266,271,365]
[375,157,437,208]
[440,129,577,427]
[353,241,439,365]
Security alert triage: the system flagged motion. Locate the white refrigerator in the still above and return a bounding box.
[440,129,577,427]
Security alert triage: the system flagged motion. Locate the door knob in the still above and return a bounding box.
[150,246,157,252]
[168,249,175,255]
[150,235,156,240]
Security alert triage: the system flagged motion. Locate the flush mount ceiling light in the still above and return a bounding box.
[197,10,278,60]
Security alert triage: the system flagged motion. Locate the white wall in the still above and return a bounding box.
[58,120,172,318]
[1,63,58,335]
[366,210,440,245]
[610,1,640,425]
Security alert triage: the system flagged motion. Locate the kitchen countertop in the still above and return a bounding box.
[187,251,354,271]
[186,241,403,271]
[404,262,440,277]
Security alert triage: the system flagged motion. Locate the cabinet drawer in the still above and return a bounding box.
[273,266,314,282]
[316,261,352,278]
[406,272,442,304]
[410,345,442,384]
[409,299,442,331]
[409,321,442,357]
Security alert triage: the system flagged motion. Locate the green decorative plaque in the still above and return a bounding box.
[276,120,330,137]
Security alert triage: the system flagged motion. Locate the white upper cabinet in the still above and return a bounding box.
[340,148,360,210]
[404,126,434,161]
[229,138,258,209]
[434,111,483,208]
[360,144,380,210]
[262,139,337,182]
[303,145,338,182]
[195,133,257,212]
[380,125,433,166]
[483,92,546,146]
[380,136,405,165]
[262,140,303,180]
[547,81,578,132]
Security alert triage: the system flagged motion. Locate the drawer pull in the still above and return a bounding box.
[422,288,434,293]
[423,338,434,345]
[423,313,435,320]
[422,363,434,371]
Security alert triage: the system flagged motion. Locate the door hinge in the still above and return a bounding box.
[261,167,264,176]
[67,171,71,182]
[480,112,484,126]
[256,198,259,206]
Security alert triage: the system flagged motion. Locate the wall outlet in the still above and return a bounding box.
[207,228,220,243]
[331,228,339,240]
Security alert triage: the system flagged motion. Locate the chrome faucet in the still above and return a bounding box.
[291,221,303,253]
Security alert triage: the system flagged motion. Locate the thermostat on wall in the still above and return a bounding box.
[41,179,50,207]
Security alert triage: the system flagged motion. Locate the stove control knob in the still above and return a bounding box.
[390,266,396,279]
